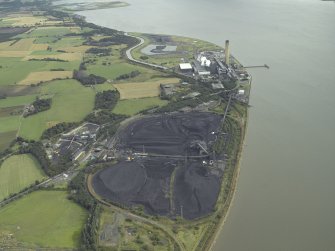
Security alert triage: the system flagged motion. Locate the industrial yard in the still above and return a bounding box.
[92,112,224,219]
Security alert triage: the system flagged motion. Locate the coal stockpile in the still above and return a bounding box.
[93,112,224,219]
[93,158,177,215]
[173,160,221,219]
[118,112,221,155]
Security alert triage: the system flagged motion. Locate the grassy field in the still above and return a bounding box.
[114,78,179,99]
[3,16,48,26]
[0,57,79,86]
[0,115,20,133]
[0,154,46,201]
[18,27,79,38]
[19,79,95,140]
[113,97,168,115]
[0,85,39,97]
[0,190,87,248]
[18,71,73,85]
[0,105,23,117]
[0,94,36,108]
[85,50,163,82]
[0,131,16,152]
[47,36,85,48]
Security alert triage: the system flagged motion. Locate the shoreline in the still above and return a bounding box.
[0,4,250,249]
[207,107,249,251]
[76,12,250,250]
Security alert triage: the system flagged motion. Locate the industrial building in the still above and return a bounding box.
[179,63,193,72]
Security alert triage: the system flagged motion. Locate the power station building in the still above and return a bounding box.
[179,63,193,73]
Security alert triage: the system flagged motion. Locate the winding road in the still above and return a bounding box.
[125,33,169,70]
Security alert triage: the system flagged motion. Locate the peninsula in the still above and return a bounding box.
[0,0,251,250]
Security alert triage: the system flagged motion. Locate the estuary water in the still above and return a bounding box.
[76,0,335,250]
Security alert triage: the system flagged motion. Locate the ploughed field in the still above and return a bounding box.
[93,112,224,219]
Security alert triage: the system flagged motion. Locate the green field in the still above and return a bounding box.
[85,53,162,83]
[113,97,168,115]
[51,36,85,48]
[0,190,87,248]
[0,94,36,108]
[87,60,145,80]
[19,79,95,140]
[18,27,76,38]
[0,131,16,152]
[0,57,80,86]
[0,115,20,133]
[0,154,46,201]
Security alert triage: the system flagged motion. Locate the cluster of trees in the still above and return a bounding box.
[18,141,71,176]
[68,171,101,250]
[42,122,79,140]
[73,70,106,85]
[85,47,111,56]
[115,70,140,81]
[85,110,127,125]
[84,35,139,48]
[84,40,114,47]
[50,68,65,71]
[94,90,119,110]
[140,55,149,60]
[157,98,201,113]
[81,204,101,250]
[99,35,139,47]
[68,171,96,210]
[25,98,52,117]
[28,58,68,62]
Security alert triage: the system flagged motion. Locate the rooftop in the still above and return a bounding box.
[179,63,193,70]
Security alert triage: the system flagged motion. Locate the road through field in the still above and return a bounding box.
[125,34,169,70]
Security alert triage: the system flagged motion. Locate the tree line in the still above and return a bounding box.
[24,98,52,117]
[115,70,140,81]
[68,171,101,250]
[42,122,79,140]
[18,141,72,176]
[73,70,106,85]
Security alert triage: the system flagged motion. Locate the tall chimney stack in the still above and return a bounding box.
[225,40,230,66]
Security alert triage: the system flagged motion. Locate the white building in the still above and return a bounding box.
[179,63,193,72]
